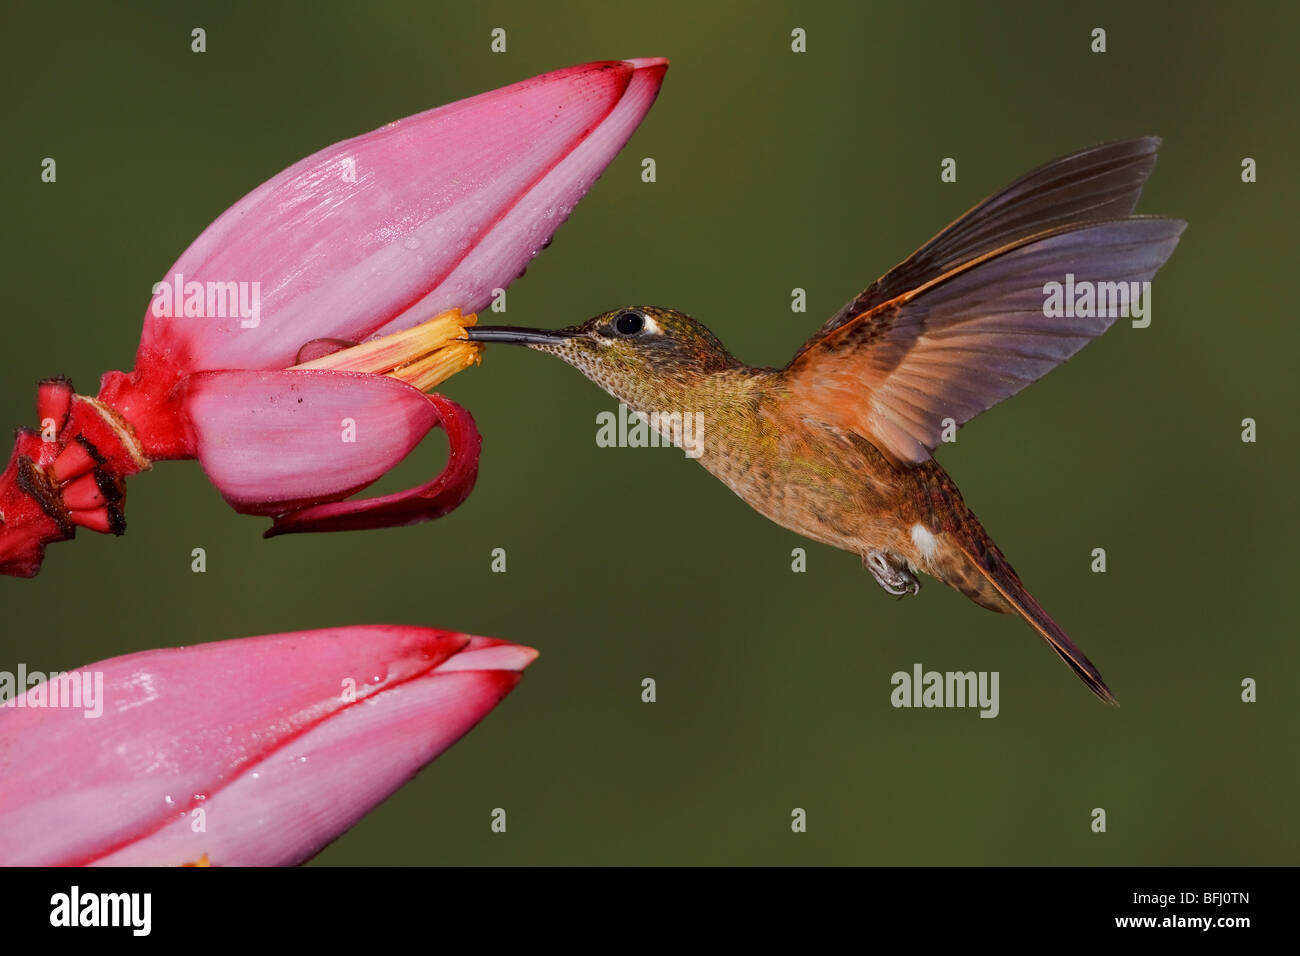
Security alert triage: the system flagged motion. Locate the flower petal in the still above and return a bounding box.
[137,59,668,373]
[0,629,537,866]
[370,57,669,338]
[183,369,478,524]
[264,391,480,536]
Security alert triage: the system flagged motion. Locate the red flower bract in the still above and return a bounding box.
[0,58,667,576]
[0,626,538,866]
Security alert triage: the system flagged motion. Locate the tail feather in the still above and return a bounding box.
[951,536,1117,706]
[913,461,1116,704]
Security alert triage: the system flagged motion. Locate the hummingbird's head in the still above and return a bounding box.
[464,306,738,409]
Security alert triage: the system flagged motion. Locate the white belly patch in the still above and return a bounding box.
[910,522,939,562]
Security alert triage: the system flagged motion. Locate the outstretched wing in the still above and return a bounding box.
[785,139,1185,466]
[802,136,1167,350]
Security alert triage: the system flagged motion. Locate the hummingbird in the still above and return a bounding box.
[466,138,1185,704]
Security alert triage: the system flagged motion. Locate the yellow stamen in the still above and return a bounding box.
[395,341,483,393]
[292,308,484,391]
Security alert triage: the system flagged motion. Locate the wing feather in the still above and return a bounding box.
[804,136,1166,350]
[786,216,1185,465]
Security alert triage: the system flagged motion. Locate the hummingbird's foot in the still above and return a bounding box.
[865,550,921,599]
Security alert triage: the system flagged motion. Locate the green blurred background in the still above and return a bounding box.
[2,0,1295,865]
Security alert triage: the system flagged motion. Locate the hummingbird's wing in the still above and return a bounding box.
[804,137,1166,345]
[785,140,1185,466]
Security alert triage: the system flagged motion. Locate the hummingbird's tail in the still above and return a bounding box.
[917,468,1117,705]
[946,526,1118,705]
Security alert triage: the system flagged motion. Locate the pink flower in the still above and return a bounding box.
[0,58,668,576]
[0,626,538,866]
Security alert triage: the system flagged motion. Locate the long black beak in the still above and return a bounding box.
[464,326,575,346]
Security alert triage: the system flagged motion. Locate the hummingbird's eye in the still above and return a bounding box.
[614,310,645,336]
